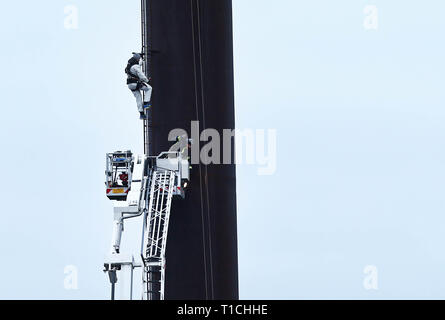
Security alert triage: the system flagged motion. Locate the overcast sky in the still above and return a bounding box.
[0,0,444,299]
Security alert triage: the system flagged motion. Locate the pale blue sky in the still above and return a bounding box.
[0,0,444,299]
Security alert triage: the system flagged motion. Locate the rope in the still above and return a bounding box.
[191,0,214,299]
[195,0,215,299]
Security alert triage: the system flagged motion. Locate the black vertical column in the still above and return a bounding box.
[146,0,239,299]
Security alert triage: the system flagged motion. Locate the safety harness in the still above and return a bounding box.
[126,57,142,89]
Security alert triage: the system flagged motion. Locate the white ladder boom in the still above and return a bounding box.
[142,169,175,300]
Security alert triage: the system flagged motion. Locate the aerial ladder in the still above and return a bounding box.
[141,152,189,300]
[141,169,175,300]
[103,147,190,300]
[103,2,191,300]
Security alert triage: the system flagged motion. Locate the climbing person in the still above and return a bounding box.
[126,53,152,119]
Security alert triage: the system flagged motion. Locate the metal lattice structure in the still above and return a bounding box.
[142,169,175,300]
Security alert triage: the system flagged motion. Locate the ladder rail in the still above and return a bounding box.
[141,0,148,154]
[159,174,175,299]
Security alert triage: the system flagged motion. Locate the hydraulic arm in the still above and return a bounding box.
[104,151,190,300]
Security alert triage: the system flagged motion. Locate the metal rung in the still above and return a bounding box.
[145,262,162,267]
